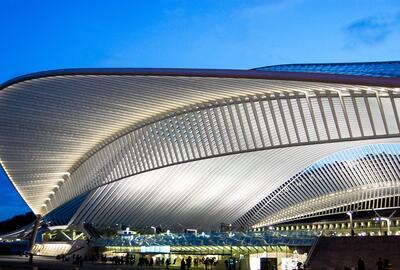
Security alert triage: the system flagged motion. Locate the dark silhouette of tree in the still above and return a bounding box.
[0,212,35,234]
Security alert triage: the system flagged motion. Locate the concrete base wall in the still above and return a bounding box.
[308,236,400,270]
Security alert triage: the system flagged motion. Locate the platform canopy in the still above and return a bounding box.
[1,62,400,230]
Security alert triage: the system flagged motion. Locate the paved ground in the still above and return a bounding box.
[0,255,178,270]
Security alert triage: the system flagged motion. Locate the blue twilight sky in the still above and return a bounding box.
[0,0,400,221]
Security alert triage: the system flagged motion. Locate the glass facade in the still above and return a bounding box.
[255,61,400,78]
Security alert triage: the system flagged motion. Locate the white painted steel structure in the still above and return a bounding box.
[67,140,400,230]
[1,65,400,230]
[239,144,400,229]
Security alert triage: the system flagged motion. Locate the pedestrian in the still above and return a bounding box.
[376,258,383,270]
[28,253,33,264]
[181,257,186,270]
[358,258,365,270]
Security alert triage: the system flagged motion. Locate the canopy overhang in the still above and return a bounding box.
[2,65,400,230]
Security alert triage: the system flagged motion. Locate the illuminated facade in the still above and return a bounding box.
[1,61,400,231]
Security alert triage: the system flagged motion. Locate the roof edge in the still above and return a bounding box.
[2,67,400,89]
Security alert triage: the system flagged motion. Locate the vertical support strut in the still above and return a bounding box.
[28,214,42,253]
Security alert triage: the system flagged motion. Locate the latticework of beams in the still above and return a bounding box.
[48,88,400,215]
[1,68,400,230]
[239,144,400,228]
[253,183,400,228]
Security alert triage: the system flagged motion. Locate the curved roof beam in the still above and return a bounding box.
[241,144,400,228]
[1,68,400,214]
[252,183,400,228]
[48,87,400,215]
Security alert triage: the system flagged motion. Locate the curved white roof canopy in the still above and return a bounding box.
[67,139,400,231]
[240,143,400,228]
[1,68,400,229]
